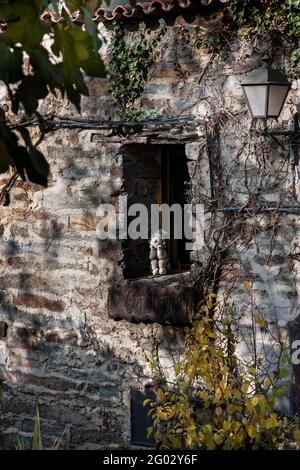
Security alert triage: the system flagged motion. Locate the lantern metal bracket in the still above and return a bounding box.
[251,113,300,165]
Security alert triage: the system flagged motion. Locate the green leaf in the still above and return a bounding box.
[295,429,300,446]
[1,3,50,49]
[0,137,11,173]
[82,6,101,51]
[16,437,26,450]
[0,43,23,84]
[29,49,64,94]
[15,128,49,187]
[6,143,49,187]
[52,23,101,110]
[32,404,43,450]
[278,368,289,379]
[15,75,48,115]
[29,149,50,179]
[81,53,106,78]
[0,108,6,122]
[0,122,19,173]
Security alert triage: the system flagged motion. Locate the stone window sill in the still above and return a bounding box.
[108,271,193,325]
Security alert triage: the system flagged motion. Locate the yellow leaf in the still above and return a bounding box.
[224,420,231,432]
[199,391,209,401]
[233,421,240,434]
[294,429,300,446]
[247,424,256,439]
[205,435,216,450]
[251,396,259,407]
[215,406,222,416]
[264,378,272,388]
[255,314,267,327]
[244,281,252,293]
[265,414,278,429]
[198,431,205,445]
[169,435,182,449]
[215,388,222,401]
[241,383,249,394]
[214,433,223,445]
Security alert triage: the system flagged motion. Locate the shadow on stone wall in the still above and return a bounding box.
[0,137,147,449]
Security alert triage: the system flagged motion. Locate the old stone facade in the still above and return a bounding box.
[1,0,300,448]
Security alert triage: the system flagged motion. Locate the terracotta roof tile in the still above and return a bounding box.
[96,0,229,21]
[42,0,229,24]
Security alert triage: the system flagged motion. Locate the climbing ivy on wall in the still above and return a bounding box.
[107,1,300,120]
[209,0,300,72]
[106,22,166,121]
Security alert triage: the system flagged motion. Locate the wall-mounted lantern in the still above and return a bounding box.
[241,62,291,119]
[241,60,299,164]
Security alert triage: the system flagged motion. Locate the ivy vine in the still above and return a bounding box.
[197,0,300,75]
[106,22,166,122]
[107,1,300,123]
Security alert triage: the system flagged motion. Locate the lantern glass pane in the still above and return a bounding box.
[244,85,267,118]
[267,85,289,117]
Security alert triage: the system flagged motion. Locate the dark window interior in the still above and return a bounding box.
[123,144,190,279]
[161,146,191,271]
[130,388,156,447]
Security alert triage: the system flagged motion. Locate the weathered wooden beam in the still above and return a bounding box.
[108,272,193,325]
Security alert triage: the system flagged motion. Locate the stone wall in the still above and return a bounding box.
[0,15,300,448]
